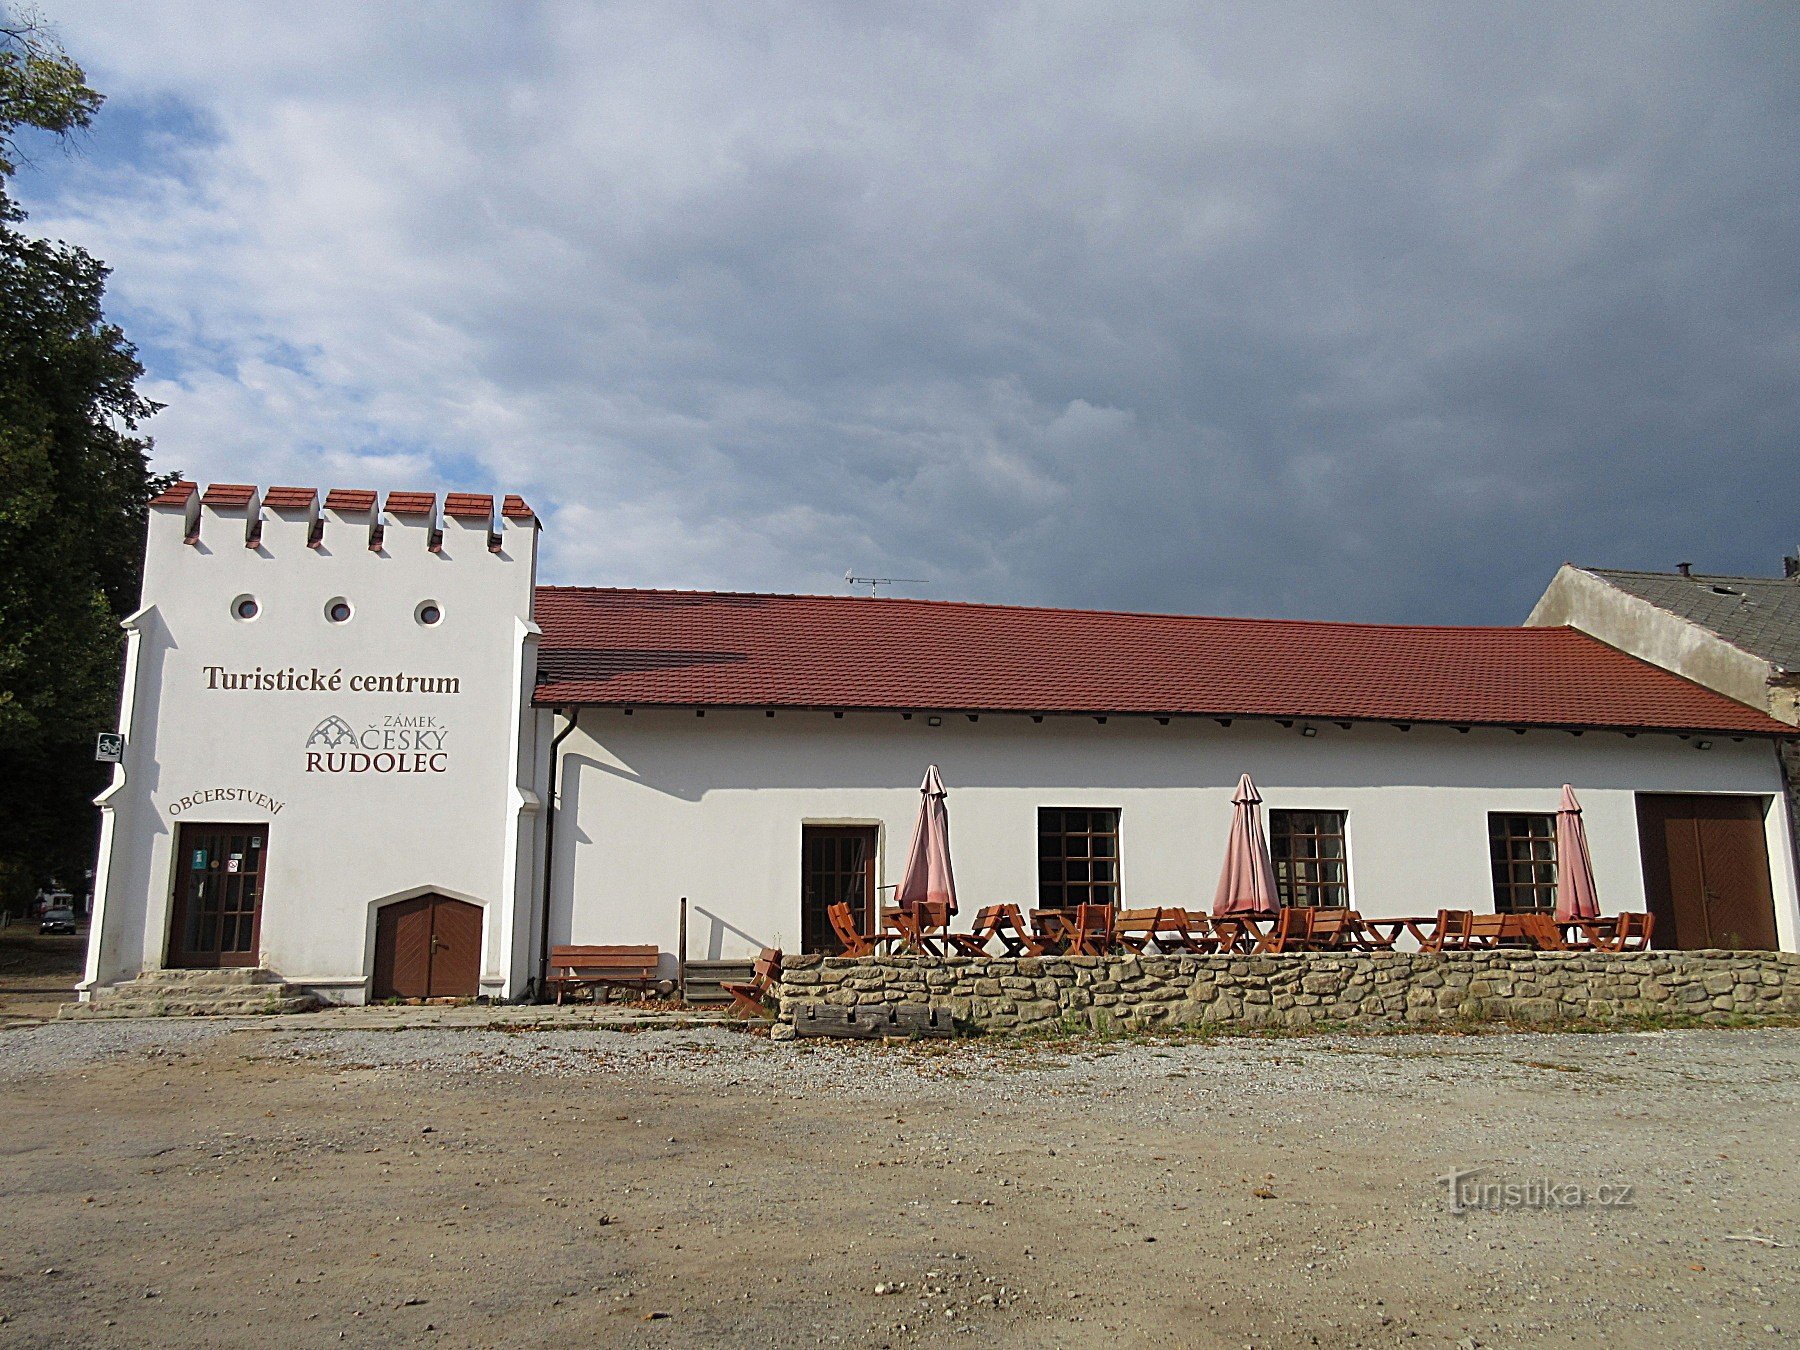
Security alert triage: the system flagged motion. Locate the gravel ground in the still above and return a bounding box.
[0,1019,237,1085]
[2,1018,1796,1348]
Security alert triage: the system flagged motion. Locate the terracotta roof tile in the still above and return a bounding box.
[385,491,436,516]
[324,488,377,512]
[502,494,536,520]
[149,479,197,507]
[442,492,495,520]
[261,486,317,511]
[530,587,1790,735]
[200,483,255,508]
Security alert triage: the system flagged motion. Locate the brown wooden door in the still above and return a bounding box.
[801,825,877,954]
[372,894,483,999]
[1636,795,1779,950]
[168,823,267,968]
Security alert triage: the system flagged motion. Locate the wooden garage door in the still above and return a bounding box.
[372,895,482,999]
[1636,795,1779,951]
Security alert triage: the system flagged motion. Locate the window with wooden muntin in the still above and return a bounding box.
[1488,812,1558,913]
[1037,807,1121,909]
[1269,809,1349,909]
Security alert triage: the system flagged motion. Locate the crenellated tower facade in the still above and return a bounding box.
[84,482,544,1002]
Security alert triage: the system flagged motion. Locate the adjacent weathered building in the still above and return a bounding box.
[1528,558,1800,949]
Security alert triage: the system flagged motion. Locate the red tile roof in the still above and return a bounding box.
[324,488,377,512]
[531,588,1790,734]
[200,483,256,508]
[261,486,317,511]
[149,479,197,507]
[385,491,436,516]
[502,494,536,521]
[442,492,495,520]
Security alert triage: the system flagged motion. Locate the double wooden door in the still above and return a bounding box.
[372,894,482,1000]
[1636,795,1779,950]
[801,825,877,954]
[168,823,266,968]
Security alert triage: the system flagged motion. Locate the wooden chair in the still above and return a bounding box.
[1304,907,1356,950]
[1592,911,1655,952]
[545,945,664,1004]
[1147,907,1218,954]
[1166,909,1216,953]
[827,901,876,957]
[944,905,1009,956]
[989,904,1047,957]
[1346,910,1398,951]
[1065,903,1116,956]
[1115,908,1166,953]
[721,948,782,1018]
[1253,907,1313,954]
[1419,909,1475,952]
[1517,912,1569,951]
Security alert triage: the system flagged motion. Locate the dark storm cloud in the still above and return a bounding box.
[29,1,1800,620]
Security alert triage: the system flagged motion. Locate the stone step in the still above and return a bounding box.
[131,967,283,987]
[61,966,322,1019]
[61,992,319,1019]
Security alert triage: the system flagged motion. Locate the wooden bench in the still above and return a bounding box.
[545,944,667,1004]
[721,948,782,1018]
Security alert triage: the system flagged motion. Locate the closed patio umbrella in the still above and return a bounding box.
[895,764,958,917]
[1553,783,1601,922]
[1213,773,1280,917]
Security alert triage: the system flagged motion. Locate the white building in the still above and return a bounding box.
[81,481,1800,1004]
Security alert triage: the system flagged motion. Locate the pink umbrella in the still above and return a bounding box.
[1553,783,1601,922]
[1213,773,1281,917]
[895,764,958,917]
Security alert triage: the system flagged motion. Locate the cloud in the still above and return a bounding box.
[17,1,1800,619]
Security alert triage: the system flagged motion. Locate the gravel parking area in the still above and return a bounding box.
[1,1018,1796,1348]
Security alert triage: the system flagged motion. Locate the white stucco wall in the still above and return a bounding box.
[552,709,1800,962]
[85,487,541,1001]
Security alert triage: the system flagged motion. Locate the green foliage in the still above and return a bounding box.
[0,10,160,908]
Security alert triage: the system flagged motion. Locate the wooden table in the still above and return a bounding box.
[1358,916,1445,949]
[1557,917,1615,950]
[1208,913,1271,953]
[879,903,950,956]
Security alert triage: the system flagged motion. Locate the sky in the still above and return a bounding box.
[14,1,1800,622]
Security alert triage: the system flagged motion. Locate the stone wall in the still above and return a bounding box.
[775,950,1800,1037]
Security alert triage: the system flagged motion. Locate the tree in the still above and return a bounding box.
[0,9,163,913]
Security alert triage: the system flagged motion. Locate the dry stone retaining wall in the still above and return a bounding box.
[774,950,1800,1037]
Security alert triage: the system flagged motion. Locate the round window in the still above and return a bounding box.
[232,595,259,621]
[416,601,442,626]
[325,598,353,624]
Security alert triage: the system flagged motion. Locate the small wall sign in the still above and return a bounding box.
[95,732,124,763]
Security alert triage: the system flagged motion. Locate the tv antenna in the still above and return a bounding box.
[844,570,928,597]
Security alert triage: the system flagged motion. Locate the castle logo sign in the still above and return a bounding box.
[305,714,450,774]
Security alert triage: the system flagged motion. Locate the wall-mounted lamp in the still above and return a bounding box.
[1695,739,1714,751]
[1299,724,1318,737]
[927,716,942,727]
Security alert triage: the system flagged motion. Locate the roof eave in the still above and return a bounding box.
[526,696,1787,739]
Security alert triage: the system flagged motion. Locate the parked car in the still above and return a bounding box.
[39,905,77,935]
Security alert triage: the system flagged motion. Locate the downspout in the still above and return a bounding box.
[536,707,580,999]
